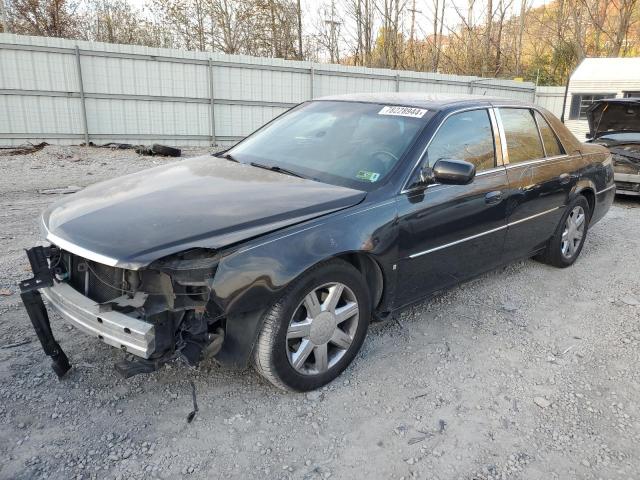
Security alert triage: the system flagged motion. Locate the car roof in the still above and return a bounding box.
[315,92,529,110]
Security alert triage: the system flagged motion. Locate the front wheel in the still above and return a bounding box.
[252,259,371,391]
[537,195,591,268]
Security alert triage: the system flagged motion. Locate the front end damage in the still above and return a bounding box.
[19,245,226,378]
[610,145,640,196]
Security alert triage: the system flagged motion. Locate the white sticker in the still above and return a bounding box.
[378,105,428,118]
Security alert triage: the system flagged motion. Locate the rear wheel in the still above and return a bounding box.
[252,259,370,391]
[537,195,590,268]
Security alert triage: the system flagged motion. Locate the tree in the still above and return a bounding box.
[10,0,80,37]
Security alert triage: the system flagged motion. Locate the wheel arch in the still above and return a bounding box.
[573,183,596,216]
[331,252,385,310]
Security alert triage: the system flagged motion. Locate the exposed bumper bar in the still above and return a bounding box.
[614,172,640,196]
[42,282,156,359]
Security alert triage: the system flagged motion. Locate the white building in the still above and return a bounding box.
[563,57,640,140]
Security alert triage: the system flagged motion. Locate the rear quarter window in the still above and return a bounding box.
[534,111,564,157]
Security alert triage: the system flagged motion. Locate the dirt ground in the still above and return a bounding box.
[0,145,639,480]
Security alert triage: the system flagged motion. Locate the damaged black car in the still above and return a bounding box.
[586,97,640,196]
[19,93,615,391]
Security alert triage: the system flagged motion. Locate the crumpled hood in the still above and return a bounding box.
[43,156,365,269]
[587,99,640,138]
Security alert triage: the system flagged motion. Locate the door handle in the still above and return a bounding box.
[485,190,503,204]
[559,173,571,185]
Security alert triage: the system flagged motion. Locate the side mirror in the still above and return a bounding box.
[428,159,476,185]
[585,132,593,140]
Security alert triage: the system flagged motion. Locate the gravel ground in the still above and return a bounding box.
[1,145,639,480]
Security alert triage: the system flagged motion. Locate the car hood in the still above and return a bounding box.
[43,156,366,269]
[587,99,640,138]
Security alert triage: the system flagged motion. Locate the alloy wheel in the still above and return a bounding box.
[561,205,586,259]
[286,282,359,375]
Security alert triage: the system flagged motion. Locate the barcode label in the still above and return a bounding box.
[378,106,428,118]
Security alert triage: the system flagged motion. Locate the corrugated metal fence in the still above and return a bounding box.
[0,34,566,147]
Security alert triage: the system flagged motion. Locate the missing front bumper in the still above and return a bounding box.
[19,246,157,378]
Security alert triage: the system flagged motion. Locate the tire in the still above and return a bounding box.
[151,144,181,157]
[252,259,371,391]
[537,195,591,268]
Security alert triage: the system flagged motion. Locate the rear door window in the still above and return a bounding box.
[534,111,564,157]
[499,108,544,164]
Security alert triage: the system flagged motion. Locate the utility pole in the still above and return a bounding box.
[408,0,421,42]
[434,0,445,71]
[356,0,363,65]
[297,0,303,59]
[0,0,9,34]
[408,0,421,68]
[324,0,341,63]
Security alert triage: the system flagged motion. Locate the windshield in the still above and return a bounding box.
[226,100,430,190]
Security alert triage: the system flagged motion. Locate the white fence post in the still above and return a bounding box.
[74,46,90,146]
[208,58,216,146]
[310,65,315,99]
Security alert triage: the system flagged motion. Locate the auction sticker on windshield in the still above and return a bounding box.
[378,106,428,118]
[356,170,381,182]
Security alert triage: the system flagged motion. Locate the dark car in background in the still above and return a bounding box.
[586,97,640,196]
[19,93,614,392]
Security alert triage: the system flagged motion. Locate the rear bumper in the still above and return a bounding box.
[614,173,640,196]
[42,282,155,359]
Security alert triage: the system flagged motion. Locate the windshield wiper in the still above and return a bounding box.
[249,162,304,179]
[215,152,238,162]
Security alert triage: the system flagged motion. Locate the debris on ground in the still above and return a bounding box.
[534,396,552,409]
[620,294,639,306]
[135,144,182,157]
[0,142,48,156]
[186,380,199,423]
[152,144,181,157]
[0,339,31,349]
[39,186,82,195]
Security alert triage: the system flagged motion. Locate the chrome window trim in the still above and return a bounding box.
[492,107,510,165]
[400,106,499,194]
[407,206,560,259]
[504,155,569,170]
[476,166,507,177]
[488,108,505,166]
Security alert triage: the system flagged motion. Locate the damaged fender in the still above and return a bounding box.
[210,198,399,368]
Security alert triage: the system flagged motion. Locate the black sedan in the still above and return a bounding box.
[19,93,615,391]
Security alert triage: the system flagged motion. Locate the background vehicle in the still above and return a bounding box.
[20,93,615,391]
[586,98,640,196]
